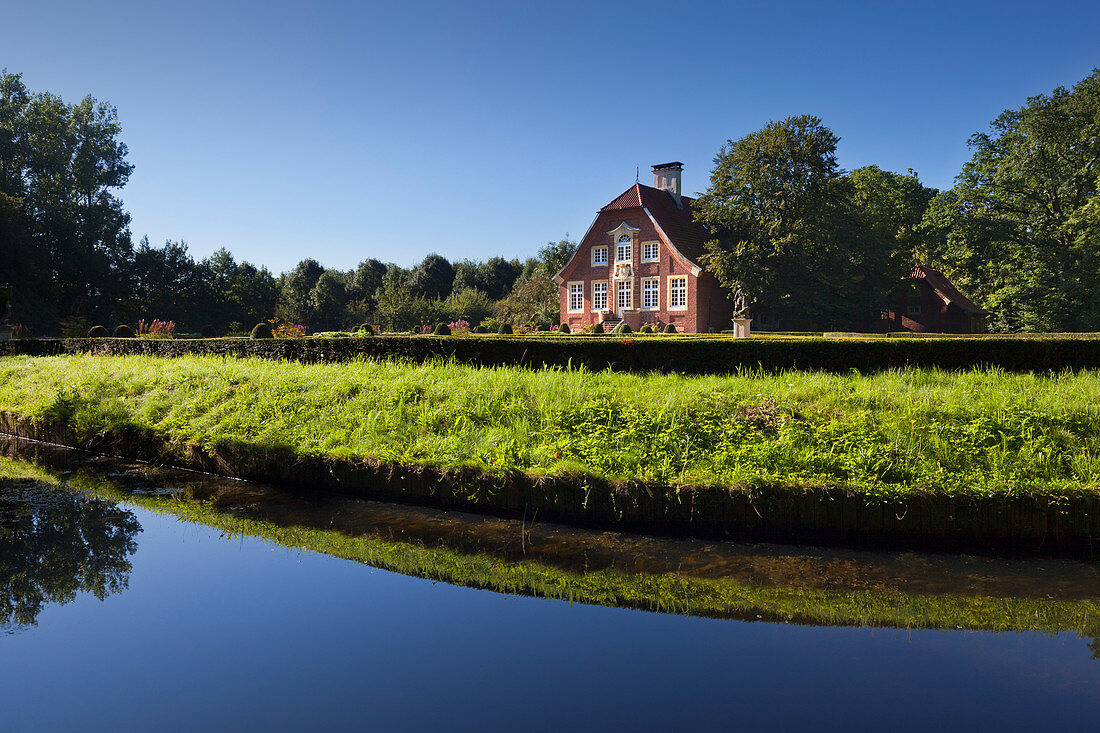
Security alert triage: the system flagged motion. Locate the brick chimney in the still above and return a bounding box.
[652,162,683,206]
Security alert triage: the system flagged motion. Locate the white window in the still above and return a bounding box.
[642,278,659,309]
[669,276,687,309]
[642,242,659,261]
[617,280,632,310]
[568,281,583,312]
[616,235,632,262]
[592,281,608,310]
[592,246,608,266]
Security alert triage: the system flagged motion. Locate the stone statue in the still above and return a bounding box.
[732,285,750,319]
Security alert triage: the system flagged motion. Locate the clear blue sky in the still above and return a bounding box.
[3,0,1097,273]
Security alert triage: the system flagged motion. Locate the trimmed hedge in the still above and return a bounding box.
[497,323,513,335]
[112,324,134,338]
[88,325,109,338]
[250,323,274,339]
[7,335,1100,373]
[433,322,451,336]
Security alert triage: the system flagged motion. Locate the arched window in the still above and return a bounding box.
[616,235,632,263]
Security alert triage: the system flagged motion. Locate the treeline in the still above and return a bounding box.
[696,68,1100,332]
[4,67,1099,334]
[1,69,573,335]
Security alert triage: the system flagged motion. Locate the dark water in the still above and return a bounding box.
[2,440,1100,731]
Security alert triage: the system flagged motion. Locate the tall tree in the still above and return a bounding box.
[693,115,901,327]
[925,69,1100,331]
[408,253,455,300]
[278,258,325,326]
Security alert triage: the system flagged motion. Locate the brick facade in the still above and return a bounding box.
[554,181,734,333]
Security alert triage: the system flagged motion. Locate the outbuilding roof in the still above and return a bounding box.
[916,266,990,314]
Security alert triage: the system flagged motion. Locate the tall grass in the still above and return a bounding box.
[1,355,1099,497]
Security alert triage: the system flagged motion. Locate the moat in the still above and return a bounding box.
[2,438,1099,731]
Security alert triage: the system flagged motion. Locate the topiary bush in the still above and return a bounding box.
[433,322,451,335]
[113,324,134,338]
[87,325,109,338]
[250,322,274,339]
[590,323,605,334]
[558,323,571,334]
[639,324,654,334]
[613,323,632,334]
[497,323,513,335]
[474,325,488,333]
[200,324,216,338]
[358,324,375,335]
[663,323,677,334]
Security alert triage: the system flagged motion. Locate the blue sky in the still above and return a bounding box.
[3,0,1097,273]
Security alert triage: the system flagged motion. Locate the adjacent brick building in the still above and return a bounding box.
[553,163,734,333]
[884,266,990,334]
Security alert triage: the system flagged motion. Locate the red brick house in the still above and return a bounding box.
[884,266,990,334]
[553,163,734,333]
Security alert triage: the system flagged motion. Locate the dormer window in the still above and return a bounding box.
[592,246,608,266]
[616,235,632,263]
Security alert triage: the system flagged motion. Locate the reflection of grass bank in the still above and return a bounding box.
[5,455,1097,645]
[2,355,1100,552]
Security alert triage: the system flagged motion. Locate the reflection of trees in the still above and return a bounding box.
[0,481,141,630]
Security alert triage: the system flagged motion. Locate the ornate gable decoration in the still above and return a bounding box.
[613,263,633,280]
[606,221,639,239]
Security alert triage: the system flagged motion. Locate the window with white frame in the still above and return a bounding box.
[568,282,583,312]
[669,276,687,309]
[616,235,632,262]
[616,280,632,310]
[592,281,608,310]
[592,246,608,266]
[642,278,659,309]
[642,241,659,261]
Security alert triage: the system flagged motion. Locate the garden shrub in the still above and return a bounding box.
[497,323,513,335]
[558,323,570,333]
[433,323,451,336]
[112,324,134,338]
[639,324,654,334]
[87,325,109,338]
[250,322,275,339]
[590,323,605,334]
[663,324,677,334]
[200,324,216,338]
[358,323,375,335]
[613,323,632,334]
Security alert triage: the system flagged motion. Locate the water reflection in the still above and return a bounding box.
[0,476,140,632]
[2,435,1099,646]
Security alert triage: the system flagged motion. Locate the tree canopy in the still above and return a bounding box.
[925,68,1100,331]
[693,115,919,328]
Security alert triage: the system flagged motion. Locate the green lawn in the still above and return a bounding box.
[1,354,1099,498]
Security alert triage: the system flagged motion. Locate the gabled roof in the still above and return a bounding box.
[552,182,715,284]
[599,183,711,265]
[916,266,990,314]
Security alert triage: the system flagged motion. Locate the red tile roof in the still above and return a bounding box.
[917,266,990,314]
[600,183,712,266]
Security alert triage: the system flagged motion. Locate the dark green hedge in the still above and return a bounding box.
[5,335,1100,373]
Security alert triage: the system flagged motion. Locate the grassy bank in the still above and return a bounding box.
[4,453,1098,645]
[2,354,1098,497]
